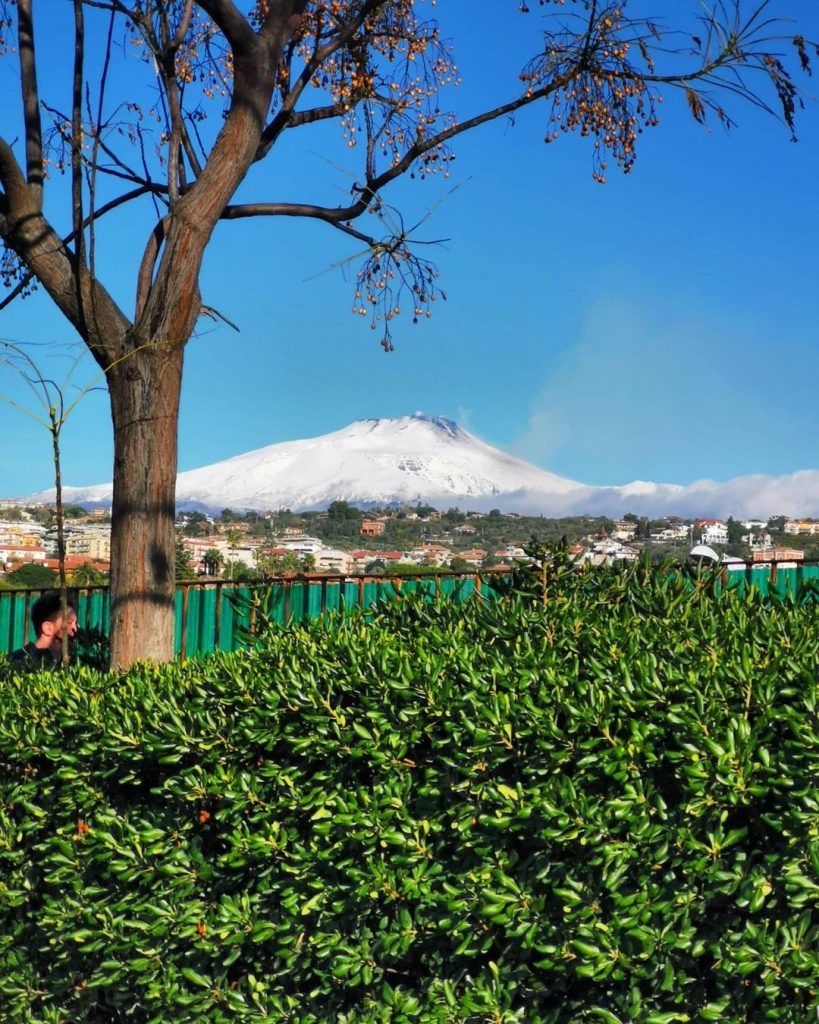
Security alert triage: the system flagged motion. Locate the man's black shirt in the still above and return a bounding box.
[7,643,62,671]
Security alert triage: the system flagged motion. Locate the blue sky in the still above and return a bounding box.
[1,0,818,498]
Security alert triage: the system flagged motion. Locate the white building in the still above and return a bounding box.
[0,544,47,569]
[700,522,728,546]
[493,544,528,561]
[576,540,639,567]
[315,548,354,574]
[273,534,325,557]
[405,544,452,567]
[742,531,773,550]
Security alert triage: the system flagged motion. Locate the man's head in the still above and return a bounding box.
[31,591,78,652]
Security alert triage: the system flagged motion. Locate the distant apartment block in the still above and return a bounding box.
[273,534,324,557]
[65,532,112,561]
[182,535,230,565]
[0,523,44,547]
[784,519,819,535]
[360,519,386,537]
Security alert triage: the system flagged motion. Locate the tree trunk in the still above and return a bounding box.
[107,340,185,666]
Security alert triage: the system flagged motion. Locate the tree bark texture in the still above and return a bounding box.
[107,342,185,665]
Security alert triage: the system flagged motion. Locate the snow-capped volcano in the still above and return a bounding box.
[45,414,586,512]
[27,414,819,518]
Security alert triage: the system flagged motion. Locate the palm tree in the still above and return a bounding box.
[202,548,224,577]
[70,562,108,587]
[225,529,242,581]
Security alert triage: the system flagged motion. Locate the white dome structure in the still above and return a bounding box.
[689,544,720,566]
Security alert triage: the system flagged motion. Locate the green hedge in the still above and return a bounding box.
[0,569,817,1023]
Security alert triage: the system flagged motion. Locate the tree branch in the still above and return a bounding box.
[0,196,129,371]
[349,80,574,224]
[256,0,383,160]
[87,7,118,286]
[220,201,374,244]
[283,101,350,129]
[16,0,44,204]
[0,139,30,217]
[72,0,86,265]
[159,13,186,203]
[161,0,203,184]
[196,0,255,54]
[258,0,308,54]
[168,0,195,52]
[135,215,169,322]
[0,185,153,315]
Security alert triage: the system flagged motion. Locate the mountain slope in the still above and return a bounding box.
[43,415,585,512]
[26,414,819,517]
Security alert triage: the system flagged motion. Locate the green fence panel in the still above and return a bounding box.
[200,589,215,652]
[285,582,305,624]
[198,588,219,656]
[307,581,324,622]
[75,589,109,632]
[187,586,231,658]
[719,564,819,600]
[0,590,33,652]
[340,581,363,615]
[269,584,289,627]
[775,568,797,600]
[229,587,249,649]
[324,579,342,619]
[186,589,201,655]
[8,564,815,661]
[403,578,437,600]
[757,566,775,597]
[0,595,9,652]
[439,576,469,600]
[0,574,502,657]
[174,590,184,654]
[218,586,242,652]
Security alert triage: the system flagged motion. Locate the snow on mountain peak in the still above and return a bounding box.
[347,413,462,441]
[24,415,819,518]
[38,415,582,512]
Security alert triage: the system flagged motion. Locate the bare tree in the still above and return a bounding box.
[0,1,813,665]
[0,341,105,664]
[0,342,78,664]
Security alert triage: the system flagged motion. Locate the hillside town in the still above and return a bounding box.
[0,497,815,586]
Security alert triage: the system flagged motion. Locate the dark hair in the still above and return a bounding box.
[31,591,75,636]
